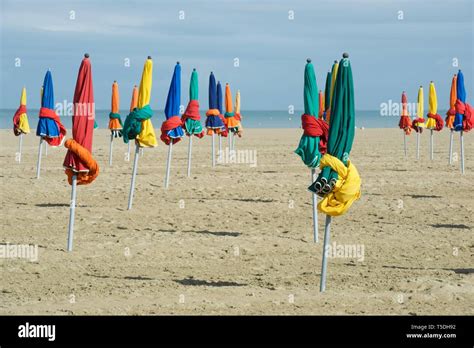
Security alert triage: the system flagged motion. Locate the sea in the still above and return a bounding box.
[1,109,448,130]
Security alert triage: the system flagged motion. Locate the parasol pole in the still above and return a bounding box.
[448,129,454,165]
[44,140,48,156]
[460,131,465,174]
[140,147,144,157]
[320,214,331,292]
[127,142,131,161]
[219,134,222,154]
[67,174,78,252]
[36,137,44,179]
[403,133,407,157]
[212,133,216,167]
[127,143,140,210]
[17,134,23,163]
[109,133,114,166]
[416,133,420,160]
[311,168,319,243]
[187,135,193,177]
[164,141,173,189]
[430,129,434,160]
[233,132,236,151]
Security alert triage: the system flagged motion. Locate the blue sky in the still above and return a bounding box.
[1,0,472,110]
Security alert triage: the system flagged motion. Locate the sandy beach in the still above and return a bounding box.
[0,128,473,315]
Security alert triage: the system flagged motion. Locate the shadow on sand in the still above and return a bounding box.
[186,230,241,237]
[174,278,247,287]
[429,223,470,230]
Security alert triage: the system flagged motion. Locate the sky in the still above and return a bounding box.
[0,0,473,111]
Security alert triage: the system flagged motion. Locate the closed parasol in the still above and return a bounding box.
[182,68,204,177]
[323,71,331,121]
[63,53,99,251]
[224,83,239,152]
[412,86,425,160]
[294,58,329,242]
[326,60,339,124]
[108,81,122,166]
[35,70,66,179]
[12,87,30,163]
[446,74,457,165]
[234,90,243,138]
[398,91,412,157]
[308,53,361,291]
[216,81,228,155]
[124,57,155,210]
[161,62,184,188]
[425,82,444,160]
[205,72,225,167]
[454,70,473,174]
[126,85,139,161]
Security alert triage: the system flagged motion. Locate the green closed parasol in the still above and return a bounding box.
[307,53,360,292]
[295,59,329,243]
[294,59,324,168]
[311,54,355,196]
[324,71,331,121]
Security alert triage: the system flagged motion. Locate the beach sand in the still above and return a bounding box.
[0,128,473,315]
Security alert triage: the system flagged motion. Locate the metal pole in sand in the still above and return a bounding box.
[44,140,48,156]
[187,135,193,177]
[164,142,173,189]
[430,129,434,160]
[212,133,216,167]
[228,131,232,154]
[448,129,454,165]
[219,134,222,155]
[67,174,77,252]
[127,142,131,162]
[460,131,465,174]
[17,134,23,163]
[320,215,332,292]
[140,147,144,157]
[127,143,140,210]
[36,137,44,179]
[109,133,114,166]
[311,169,319,243]
[403,133,407,157]
[416,133,420,160]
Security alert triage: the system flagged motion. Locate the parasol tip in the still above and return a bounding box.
[193,68,196,71]
[177,61,180,64]
[342,52,349,58]
[114,80,117,83]
[147,56,152,59]
[306,58,311,63]
[84,53,89,58]
[334,60,338,63]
